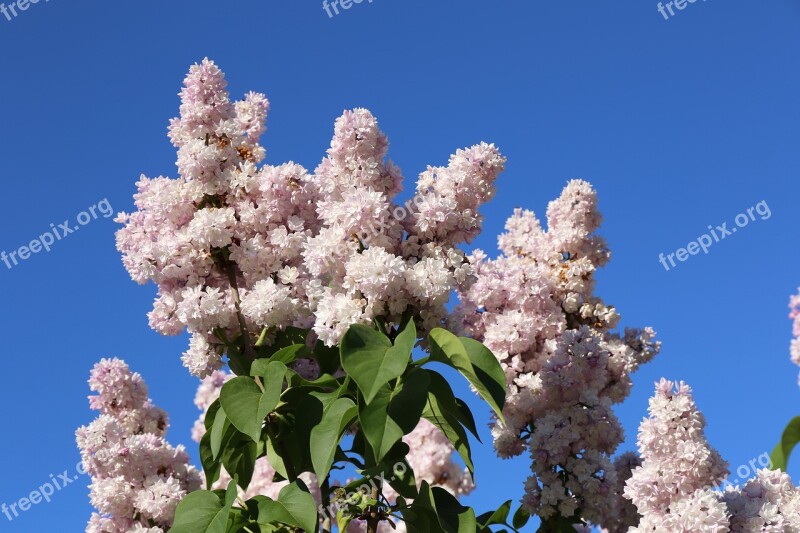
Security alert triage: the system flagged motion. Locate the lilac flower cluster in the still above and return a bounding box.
[400,419,474,498]
[75,359,201,532]
[115,58,505,378]
[625,379,800,531]
[456,180,659,524]
[592,452,642,532]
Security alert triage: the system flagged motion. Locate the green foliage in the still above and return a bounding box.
[171,478,238,533]
[175,321,508,532]
[475,500,532,532]
[399,482,476,533]
[310,397,357,481]
[429,329,507,422]
[771,416,800,471]
[220,361,286,442]
[341,321,415,404]
[254,480,320,532]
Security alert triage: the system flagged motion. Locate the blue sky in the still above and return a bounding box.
[1,0,799,530]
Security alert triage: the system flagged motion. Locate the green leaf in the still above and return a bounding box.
[341,323,414,404]
[227,343,251,377]
[273,327,309,348]
[221,369,285,442]
[170,490,229,533]
[422,388,474,475]
[285,371,341,390]
[224,475,239,507]
[360,385,404,464]
[393,318,417,358]
[512,505,531,529]
[256,480,319,532]
[260,361,289,409]
[387,457,419,499]
[388,369,430,434]
[225,507,256,533]
[347,457,419,500]
[266,389,325,478]
[425,370,480,441]
[210,406,231,460]
[407,482,476,533]
[454,399,480,442]
[477,500,511,528]
[266,435,291,480]
[199,432,222,489]
[459,337,506,417]
[204,400,222,431]
[221,432,258,491]
[431,486,477,533]
[429,329,506,422]
[313,340,341,375]
[252,345,309,371]
[310,397,358,481]
[771,416,800,471]
[336,507,354,532]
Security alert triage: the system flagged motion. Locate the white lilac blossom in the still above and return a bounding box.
[624,379,729,531]
[76,359,201,533]
[116,59,505,377]
[456,180,659,524]
[721,468,800,531]
[625,379,800,532]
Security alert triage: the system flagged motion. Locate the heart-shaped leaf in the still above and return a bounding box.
[341,323,414,404]
[255,480,319,532]
[310,397,357,481]
[171,486,232,533]
[429,329,506,422]
[221,364,286,443]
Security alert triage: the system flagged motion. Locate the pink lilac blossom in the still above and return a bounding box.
[380,419,474,501]
[116,59,505,377]
[624,379,729,531]
[456,180,659,525]
[76,359,201,533]
[721,469,800,531]
[589,451,642,533]
[790,289,800,385]
[625,380,800,532]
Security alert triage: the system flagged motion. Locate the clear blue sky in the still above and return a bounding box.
[1,1,799,530]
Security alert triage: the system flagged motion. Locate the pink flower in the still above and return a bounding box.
[118,60,507,372]
[77,359,201,531]
[457,181,659,525]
